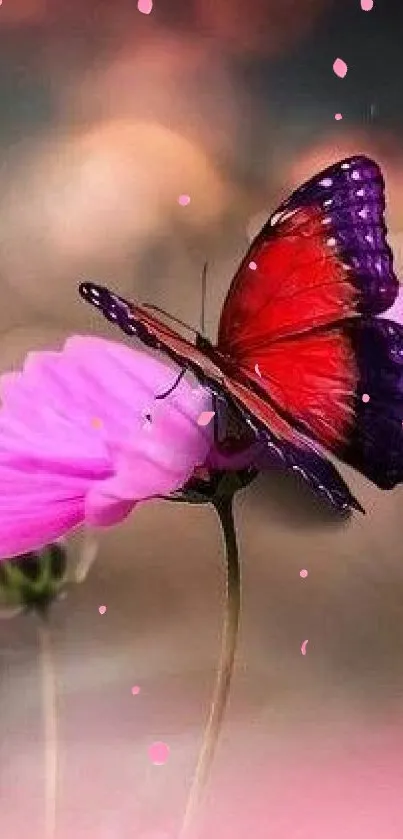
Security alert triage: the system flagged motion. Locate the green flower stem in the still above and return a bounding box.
[179,495,241,838]
[38,614,58,839]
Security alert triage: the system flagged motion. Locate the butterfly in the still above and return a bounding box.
[79,155,403,514]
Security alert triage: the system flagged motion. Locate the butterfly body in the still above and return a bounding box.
[79,155,403,513]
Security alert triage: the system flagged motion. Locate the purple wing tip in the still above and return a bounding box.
[78,282,138,335]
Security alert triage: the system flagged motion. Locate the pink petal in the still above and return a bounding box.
[0,495,84,558]
[85,485,136,527]
[0,336,213,557]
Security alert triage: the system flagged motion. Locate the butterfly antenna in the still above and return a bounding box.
[155,368,186,400]
[201,261,208,336]
[141,303,199,337]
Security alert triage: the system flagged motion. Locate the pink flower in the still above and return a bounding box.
[0,337,213,559]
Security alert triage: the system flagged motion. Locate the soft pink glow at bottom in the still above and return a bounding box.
[5,718,403,837]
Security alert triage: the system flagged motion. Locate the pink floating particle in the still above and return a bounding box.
[361,0,373,9]
[335,113,343,121]
[333,58,348,78]
[197,410,215,426]
[131,685,141,696]
[149,741,170,766]
[300,569,308,579]
[249,261,257,270]
[362,393,370,403]
[98,605,107,615]
[178,194,191,207]
[301,639,309,656]
[137,0,153,13]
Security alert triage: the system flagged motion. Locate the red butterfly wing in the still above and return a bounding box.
[218,155,396,351]
[217,155,403,488]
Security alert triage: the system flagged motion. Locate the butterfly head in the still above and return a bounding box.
[195,332,214,354]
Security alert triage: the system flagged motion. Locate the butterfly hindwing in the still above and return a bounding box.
[210,394,362,512]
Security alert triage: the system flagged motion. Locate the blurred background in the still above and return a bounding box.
[1,0,403,837]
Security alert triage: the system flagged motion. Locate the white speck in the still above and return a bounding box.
[327,237,337,247]
[320,178,333,187]
[352,170,361,180]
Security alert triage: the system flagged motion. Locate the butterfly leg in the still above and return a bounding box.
[155,367,187,400]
